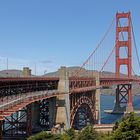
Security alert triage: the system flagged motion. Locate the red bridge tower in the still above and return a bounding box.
[114,12,133,112]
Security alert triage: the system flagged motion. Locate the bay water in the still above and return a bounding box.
[101,94,140,124]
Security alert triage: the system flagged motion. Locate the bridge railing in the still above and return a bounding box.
[0,89,58,112]
[69,77,96,90]
[0,77,59,98]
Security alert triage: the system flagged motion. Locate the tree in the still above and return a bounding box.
[27,131,53,140]
[65,128,76,140]
[110,112,140,140]
[77,126,99,140]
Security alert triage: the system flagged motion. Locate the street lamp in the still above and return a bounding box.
[44,70,47,75]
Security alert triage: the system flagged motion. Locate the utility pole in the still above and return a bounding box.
[35,63,36,76]
[7,57,8,70]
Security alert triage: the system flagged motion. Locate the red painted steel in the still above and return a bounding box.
[116,12,132,78]
[70,95,95,127]
[0,91,63,120]
[0,12,139,139]
[115,12,133,112]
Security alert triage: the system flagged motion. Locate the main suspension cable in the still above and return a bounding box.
[72,18,115,77]
[100,45,115,72]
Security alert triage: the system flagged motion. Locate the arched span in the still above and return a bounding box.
[70,96,95,127]
[0,90,62,121]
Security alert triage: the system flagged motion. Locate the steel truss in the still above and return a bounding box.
[70,91,96,127]
[1,105,32,139]
[39,99,50,128]
[0,78,58,98]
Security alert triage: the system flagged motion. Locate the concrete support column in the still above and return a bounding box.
[94,72,101,124]
[126,84,133,112]
[31,102,40,129]
[27,105,32,137]
[49,97,57,128]
[56,66,70,129]
[22,67,31,77]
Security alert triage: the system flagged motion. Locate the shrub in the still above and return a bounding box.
[110,112,140,140]
[77,126,99,140]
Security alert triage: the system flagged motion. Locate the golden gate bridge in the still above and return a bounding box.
[0,11,140,139]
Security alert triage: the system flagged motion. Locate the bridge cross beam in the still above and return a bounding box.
[118,84,129,103]
[114,84,133,112]
[114,12,133,113]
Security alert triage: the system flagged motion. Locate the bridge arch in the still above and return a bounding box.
[70,96,95,128]
[0,90,61,120]
[0,91,61,138]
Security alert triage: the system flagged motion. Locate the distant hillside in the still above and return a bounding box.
[44,66,140,95]
[0,70,23,77]
[44,66,127,78]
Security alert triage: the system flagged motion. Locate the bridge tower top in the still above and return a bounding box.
[116,12,132,79]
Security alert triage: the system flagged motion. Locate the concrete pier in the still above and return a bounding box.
[48,97,57,128]
[55,66,70,129]
[32,102,40,129]
[94,72,101,124]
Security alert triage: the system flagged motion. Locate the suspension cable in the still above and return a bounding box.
[131,18,140,73]
[100,45,115,72]
[100,19,133,73]
[73,18,115,77]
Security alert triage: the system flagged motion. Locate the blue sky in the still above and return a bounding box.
[0,0,140,75]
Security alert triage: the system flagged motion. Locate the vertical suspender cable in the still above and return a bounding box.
[73,18,115,77]
[131,18,140,72]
